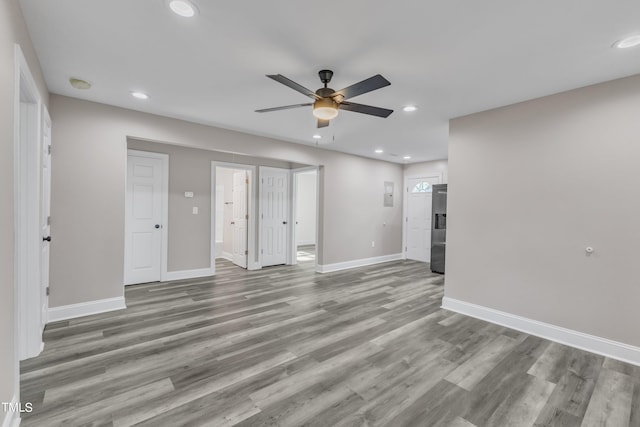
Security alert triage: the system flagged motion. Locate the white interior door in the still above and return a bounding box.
[406,177,440,262]
[125,153,164,284]
[232,171,248,268]
[40,108,51,327]
[261,167,289,267]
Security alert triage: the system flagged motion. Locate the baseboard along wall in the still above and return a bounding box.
[316,253,403,274]
[442,296,640,367]
[48,297,126,323]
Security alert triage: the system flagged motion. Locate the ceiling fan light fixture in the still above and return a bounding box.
[313,98,339,120]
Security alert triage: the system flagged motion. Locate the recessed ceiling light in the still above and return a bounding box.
[614,35,640,49]
[312,134,322,140]
[168,0,198,17]
[403,155,411,160]
[375,149,383,154]
[403,105,417,112]
[69,77,91,90]
[131,91,149,100]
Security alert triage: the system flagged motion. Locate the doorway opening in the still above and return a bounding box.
[292,168,318,265]
[213,162,257,270]
[214,166,251,269]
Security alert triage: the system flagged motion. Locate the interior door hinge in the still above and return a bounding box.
[47,145,51,155]
[246,178,249,184]
[261,249,263,254]
[47,216,51,226]
[245,250,248,255]
[46,287,50,296]
[245,214,249,220]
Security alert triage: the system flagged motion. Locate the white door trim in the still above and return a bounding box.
[13,44,44,425]
[212,162,259,270]
[259,166,292,267]
[402,173,442,260]
[14,42,44,367]
[125,149,169,284]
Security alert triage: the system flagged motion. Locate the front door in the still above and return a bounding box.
[406,176,440,262]
[125,152,164,284]
[261,167,289,267]
[232,171,248,268]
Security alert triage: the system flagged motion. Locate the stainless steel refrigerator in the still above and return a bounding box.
[430,184,447,274]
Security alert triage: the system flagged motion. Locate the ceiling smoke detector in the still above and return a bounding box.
[69,77,91,90]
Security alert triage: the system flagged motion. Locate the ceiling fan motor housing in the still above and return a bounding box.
[318,69,334,85]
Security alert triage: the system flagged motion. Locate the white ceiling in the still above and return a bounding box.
[19,0,640,164]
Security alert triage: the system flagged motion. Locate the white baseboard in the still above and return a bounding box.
[163,267,215,281]
[48,297,126,323]
[1,394,20,427]
[296,240,316,246]
[220,252,233,262]
[316,253,403,274]
[442,297,640,367]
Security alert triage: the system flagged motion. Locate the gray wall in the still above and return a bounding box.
[446,74,640,347]
[1,0,49,413]
[50,95,403,307]
[128,140,291,271]
[404,159,448,183]
[295,172,317,245]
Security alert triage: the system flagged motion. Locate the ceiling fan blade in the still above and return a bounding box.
[267,74,320,100]
[255,103,313,113]
[317,119,330,128]
[339,101,393,118]
[333,74,391,100]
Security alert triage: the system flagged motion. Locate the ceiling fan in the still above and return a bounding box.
[256,70,393,128]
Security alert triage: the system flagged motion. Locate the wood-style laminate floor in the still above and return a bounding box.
[21,255,640,426]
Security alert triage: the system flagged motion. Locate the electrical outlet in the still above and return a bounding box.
[371,241,375,248]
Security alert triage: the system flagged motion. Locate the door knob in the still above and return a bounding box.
[154,224,160,229]
[282,221,287,225]
[231,221,235,225]
[43,236,51,242]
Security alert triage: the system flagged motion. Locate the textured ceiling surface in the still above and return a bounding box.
[20,0,640,163]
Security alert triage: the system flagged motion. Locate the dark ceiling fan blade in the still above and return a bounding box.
[255,103,313,113]
[333,74,391,100]
[339,101,393,118]
[266,74,320,100]
[317,119,330,128]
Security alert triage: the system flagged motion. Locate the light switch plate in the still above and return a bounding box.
[192,207,199,214]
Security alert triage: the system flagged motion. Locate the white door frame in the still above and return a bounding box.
[14,42,45,373]
[259,166,292,267]
[402,173,442,260]
[289,166,319,266]
[212,162,259,270]
[124,150,169,284]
